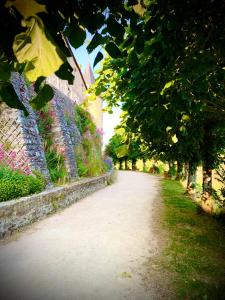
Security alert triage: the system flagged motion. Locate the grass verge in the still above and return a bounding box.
[161,179,225,300]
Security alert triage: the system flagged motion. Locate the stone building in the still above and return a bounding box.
[46,57,87,104]
[83,63,103,132]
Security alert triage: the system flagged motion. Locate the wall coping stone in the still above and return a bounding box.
[0,170,116,239]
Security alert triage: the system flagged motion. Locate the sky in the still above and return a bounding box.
[72,35,121,148]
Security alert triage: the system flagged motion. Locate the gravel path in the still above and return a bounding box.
[0,171,163,300]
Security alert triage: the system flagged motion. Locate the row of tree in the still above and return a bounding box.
[105,127,149,171]
[89,1,225,213]
[105,120,225,210]
[105,125,197,180]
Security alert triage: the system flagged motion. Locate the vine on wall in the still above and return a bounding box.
[74,106,108,178]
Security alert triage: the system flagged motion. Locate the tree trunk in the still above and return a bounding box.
[202,165,212,194]
[143,158,146,172]
[132,159,137,170]
[168,161,175,177]
[184,162,189,180]
[201,121,214,214]
[119,158,123,170]
[186,164,196,195]
[201,161,213,214]
[168,161,172,170]
[124,157,128,170]
[176,161,183,180]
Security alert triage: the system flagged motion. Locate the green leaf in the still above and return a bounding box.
[5,0,46,18]
[13,16,64,82]
[101,27,108,35]
[0,82,28,115]
[160,80,175,95]
[87,32,103,54]
[122,36,134,48]
[171,134,178,144]
[93,52,103,68]
[133,3,146,16]
[34,76,46,93]
[55,61,74,84]
[80,13,105,34]
[128,51,138,67]
[181,114,190,121]
[166,126,172,132]
[134,36,145,54]
[0,62,11,81]
[107,16,125,40]
[130,12,138,31]
[105,42,122,58]
[95,85,107,96]
[30,84,54,110]
[127,0,139,6]
[64,19,86,49]
[179,125,186,132]
[116,145,128,158]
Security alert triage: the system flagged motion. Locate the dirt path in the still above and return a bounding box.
[0,171,167,300]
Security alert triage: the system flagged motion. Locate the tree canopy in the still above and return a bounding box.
[89,0,225,205]
[105,125,147,170]
[0,0,141,111]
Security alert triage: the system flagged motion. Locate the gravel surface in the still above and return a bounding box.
[0,171,167,300]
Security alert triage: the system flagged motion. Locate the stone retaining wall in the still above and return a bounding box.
[0,171,116,239]
[49,88,81,178]
[0,74,51,179]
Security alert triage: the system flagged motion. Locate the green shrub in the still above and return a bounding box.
[74,105,107,179]
[76,153,88,177]
[168,164,177,177]
[0,178,29,201]
[45,149,67,184]
[75,136,106,178]
[0,179,15,201]
[0,165,46,202]
[158,164,165,174]
[88,121,97,135]
[27,174,45,194]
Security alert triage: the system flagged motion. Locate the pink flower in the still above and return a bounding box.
[9,151,17,159]
[0,150,4,161]
[49,111,56,117]
[24,166,31,174]
[58,147,66,155]
[96,128,104,136]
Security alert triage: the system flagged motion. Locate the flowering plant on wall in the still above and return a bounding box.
[37,104,68,184]
[0,144,31,174]
[58,147,66,156]
[96,128,104,136]
[74,105,108,178]
[37,105,56,139]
